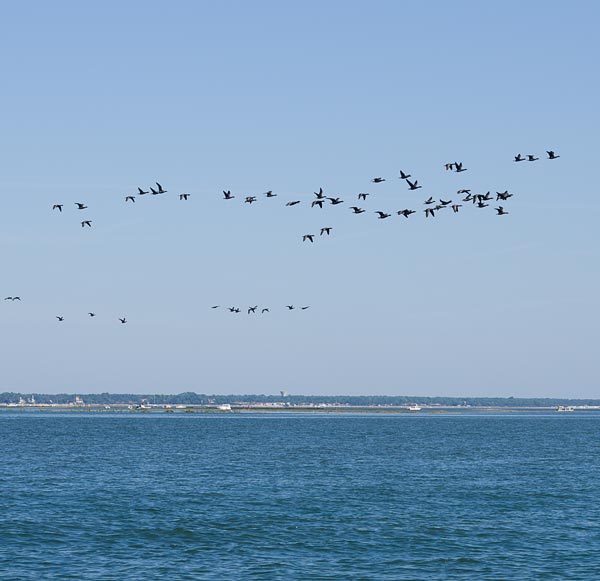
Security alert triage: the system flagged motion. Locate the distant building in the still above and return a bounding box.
[74,395,85,406]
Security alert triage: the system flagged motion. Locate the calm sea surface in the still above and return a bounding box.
[1,412,599,580]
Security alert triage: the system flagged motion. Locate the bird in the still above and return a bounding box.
[399,170,411,180]
[286,200,300,206]
[150,187,161,195]
[547,150,560,160]
[350,206,365,214]
[496,191,513,201]
[56,316,64,322]
[462,194,473,202]
[303,234,315,242]
[406,179,422,190]
[328,197,343,205]
[52,204,63,212]
[495,206,509,215]
[4,297,20,301]
[137,187,149,195]
[179,194,190,200]
[439,199,452,206]
[454,162,467,172]
[261,308,269,314]
[228,307,238,313]
[75,203,87,210]
[320,227,332,236]
[527,154,539,162]
[88,312,96,317]
[444,163,455,171]
[301,306,310,310]
[481,192,493,201]
[371,177,385,183]
[244,196,257,204]
[514,154,525,162]
[248,306,258,314]
[156,182,167,194]
[424,208,435,218]
[376,211,391,219]
[424,197,435,205]
[211,306,220,309]
[311,200,324,208]
[358,193,369,200]
[397,209,415,218]
[125,196,135,203]
[81,220,92,228]
[457,189,471,194]
[314,188,326,199]
[223,190,234,200]
[451,204,462,213]
[477,201,489,208]
[119,317,127,324]
[264,191,276,197]
[286,305,295,310]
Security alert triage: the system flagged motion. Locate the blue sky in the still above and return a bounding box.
[0,0,598,397]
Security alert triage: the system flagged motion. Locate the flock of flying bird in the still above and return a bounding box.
[23,150,561,322]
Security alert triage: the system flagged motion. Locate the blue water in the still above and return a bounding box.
[1,412,599,580]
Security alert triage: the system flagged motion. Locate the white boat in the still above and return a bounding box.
[556,405,575,412]
[407,405,422,412]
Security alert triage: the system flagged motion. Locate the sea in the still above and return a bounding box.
[1,411,599,580]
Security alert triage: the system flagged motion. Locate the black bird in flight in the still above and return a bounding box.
[150,187,160,195]
[527,154,539,162]
[454,162,467,172]
[244,196,257,204]
[463,193,473,202]
[5,296,21,301]
[358,193,369,200]
[286,200,300,206]
[444,163,455,171]
[119,317,127,324]
[179,194,190,200]
[495,206,509,215]
[320,227,332,236]
[371,177,385,183]
[350,206,365,214]
[451,204,462,213]
[211,306,220,309]
[52,204,63,212]
[397,209,415,218]
[424,197,435,205]
[514,154,525,162]
[328,197,343,205]
[311,200,324,208]
[261,308,269,314]
[406,179,422,190]
[496,191,513,201]
[424,208,435,218]
[248,306,258,314]
[81,220,92,228]
[264,191,276,197]
[286,305,295,310]
[88,312,96,317]
[480,192,493,201]
[376,211,391,219]
[399,170,411,180]
[314,188,326,199]
[125,196,135,203]
[75,203,88,210]
[228,307,238,313]
[138,187,149,195]
[303,234,315,242]
[156,182,167,194]
[547,150,560,159]
[457,189,471,194]
[56,316,64,322]
[477,201,489,208]
[223,190,234,200]
[301,306,310,310]
[439,199,452,206]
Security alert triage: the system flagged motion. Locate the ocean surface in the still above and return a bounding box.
[1,412,599,580]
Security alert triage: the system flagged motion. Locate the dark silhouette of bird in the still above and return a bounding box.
[514,154,525,162]
[137,187,149,195]
[451,204,462,213]
[314,188,326,199]
[244,196,257,204]
[301,306,310,310]
[228,307,238,312]
[264,191,277,197]
[286,200,300,206]
[179,194,190,200]
[371,177,385,183]
[444,163,455,171]
[52,204,63,212]
[261,308,269,314]
[81,220,92,228]
[4,297,21,301]
[397,209,415,218]
[150,187,161,195]
[211,306,220,309]
[424,197,435,205]
[477,201,489,208]
[463,193,473,202]
[454,162,467,172]
[399,170,411,179]
[156,182,167,194]
[125,196,135,203]
[358,192,369,200]
[328,197,343,205]
[433,204,446,211]
[496,191,513,201]
[286,305,295,310]
[303,234,315,242]
[480,192,493,201]
[406,179,422,190]
[320,227,332,236]
[248,306,258,314]
[376,211,391,219]
[350,206,365,214]
[439,199,452,206]
[119,317,127,324]
[547,150,560,160]
[75,203,88,210]
[312,200,324,208]
[527,154,539,162]
[457,189,471,194]
[424,208,435,218]
[88,312,96,317]
[495,206,509,215]
[56,316,64,322]
[223,190,234,200]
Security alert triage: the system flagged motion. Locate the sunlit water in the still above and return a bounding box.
[1,412,599,580]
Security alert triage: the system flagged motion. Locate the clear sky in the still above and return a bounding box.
[0,0,598,397]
